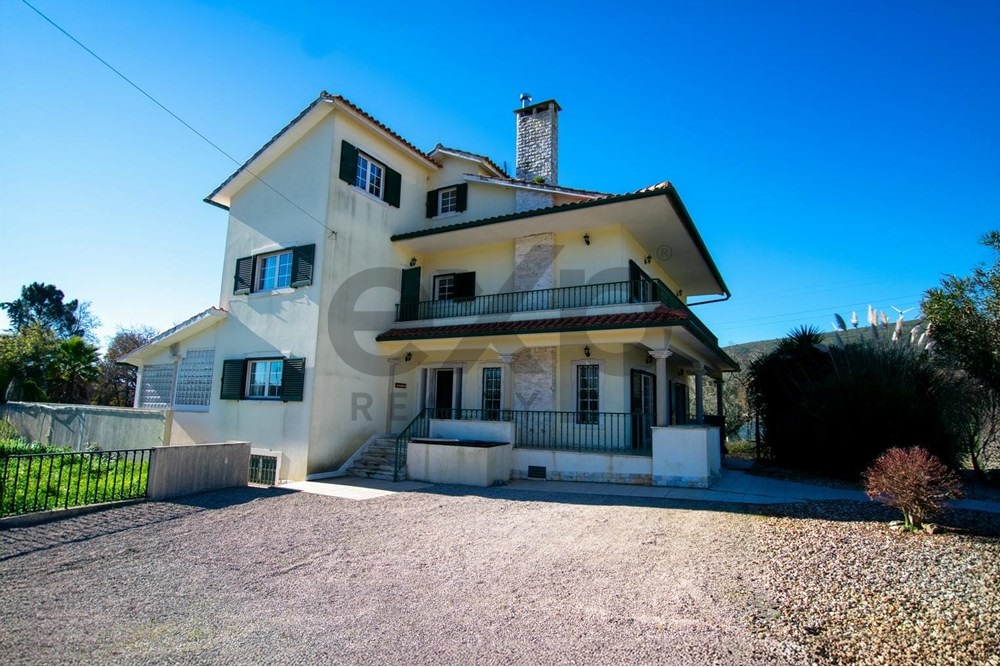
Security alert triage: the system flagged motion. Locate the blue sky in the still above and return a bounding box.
[1,0,997,349]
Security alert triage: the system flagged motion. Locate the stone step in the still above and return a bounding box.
[348,462,396,474]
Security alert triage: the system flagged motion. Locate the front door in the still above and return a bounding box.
[630,369,655,449]
[427,367,462,419]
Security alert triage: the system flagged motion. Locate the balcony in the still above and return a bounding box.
[395,278,717,345]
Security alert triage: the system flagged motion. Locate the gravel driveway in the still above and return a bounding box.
[1,484,997,665]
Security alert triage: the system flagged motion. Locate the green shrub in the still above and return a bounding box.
[864,447,963,530]
[0,419,19,441]
[748,329,964,476]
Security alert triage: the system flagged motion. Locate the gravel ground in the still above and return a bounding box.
[0,485,997,665]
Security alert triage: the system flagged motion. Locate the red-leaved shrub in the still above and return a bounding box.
[863,447,963,529]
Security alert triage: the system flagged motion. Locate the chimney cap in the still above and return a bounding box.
[513,98,562,115]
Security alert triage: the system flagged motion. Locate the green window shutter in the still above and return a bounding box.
[234,256,254,295]
[281,357,306,402]
[220,359,246,400]
[399,267,421,321]
[456,183,468,212]
[454,271,476,301]
[291,244,315,287]
[385,167,402,207]
[425,189,438,218]
[339,141,358,184]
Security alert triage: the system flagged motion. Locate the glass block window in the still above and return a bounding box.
[173,349,215,409]
[139,364,175,409]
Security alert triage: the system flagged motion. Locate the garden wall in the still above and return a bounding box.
[0,402,169,451]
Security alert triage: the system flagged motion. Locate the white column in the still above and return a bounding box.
[694,366,706,425]
[499,354,516,415]
[650,350,673,427]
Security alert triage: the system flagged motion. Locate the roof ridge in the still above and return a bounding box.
[430,144,509,178]
[325,93,439,167]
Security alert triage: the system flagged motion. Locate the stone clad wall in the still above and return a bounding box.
[514,233,556,291]
[515,102,559,184]
[513,347,556,411]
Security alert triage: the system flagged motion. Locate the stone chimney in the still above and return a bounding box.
[514,96,561,185]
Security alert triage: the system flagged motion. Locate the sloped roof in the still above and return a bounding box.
[119,307,227,365]
[205,92,440,209]
[429,145,509,178]
[463,173,608,199]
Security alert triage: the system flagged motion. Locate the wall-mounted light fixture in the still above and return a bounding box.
[409,257,418,267]
[584,345,591,358]
[583,233,591,246]
[646,354,653,364]
[677,289,683,297]
[404,352,412,362]
[643,255,652,265]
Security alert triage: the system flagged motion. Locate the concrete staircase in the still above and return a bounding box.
[345,437,405,481]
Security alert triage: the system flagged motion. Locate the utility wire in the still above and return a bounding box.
[20,0,336,237]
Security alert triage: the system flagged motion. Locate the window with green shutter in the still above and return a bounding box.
[339,140,401,208]
[426,183,468,218]
[232,244,314,295]
[220,356,306,402]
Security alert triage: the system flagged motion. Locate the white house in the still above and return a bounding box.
[123,92,738,486]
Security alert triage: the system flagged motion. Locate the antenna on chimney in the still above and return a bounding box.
[519,92,532,108]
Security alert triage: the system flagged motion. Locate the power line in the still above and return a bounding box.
[20,0,336,237]
[708,293,925,332]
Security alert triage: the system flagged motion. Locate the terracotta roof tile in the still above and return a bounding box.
[376,306,687,341]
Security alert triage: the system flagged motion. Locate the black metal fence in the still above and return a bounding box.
[394,408,654,481]
[0,449,152,517]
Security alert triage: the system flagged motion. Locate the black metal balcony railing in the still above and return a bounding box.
[393,408,654,481]
[396,279,716,345]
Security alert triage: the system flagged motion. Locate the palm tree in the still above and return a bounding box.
[48,337,100,404]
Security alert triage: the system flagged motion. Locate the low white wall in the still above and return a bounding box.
[147,442,250,500]
[407,441,512,487]
[0,402,168,451]
[651,426,721,488]
[512,449,652,484]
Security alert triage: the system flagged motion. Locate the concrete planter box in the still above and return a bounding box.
[407,439,512,487]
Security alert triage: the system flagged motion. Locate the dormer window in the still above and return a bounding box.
[426,183,468,218]
[439,187,458,214]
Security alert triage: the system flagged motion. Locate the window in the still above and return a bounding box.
[339,141,401,207]
[220,357,306,402]
[247,359,284,398]
[355,152,384,199]
[173,349,215,410]
[439,187,458,214]
[256,251,293,292]
[576,363,600,424]
[425,183,468,217]
[434,274,455,301]
[234,244,314,295]
[138,364,175,409]
[482,367,502,418]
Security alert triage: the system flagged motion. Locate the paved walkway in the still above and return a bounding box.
[281,466,1000,513]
